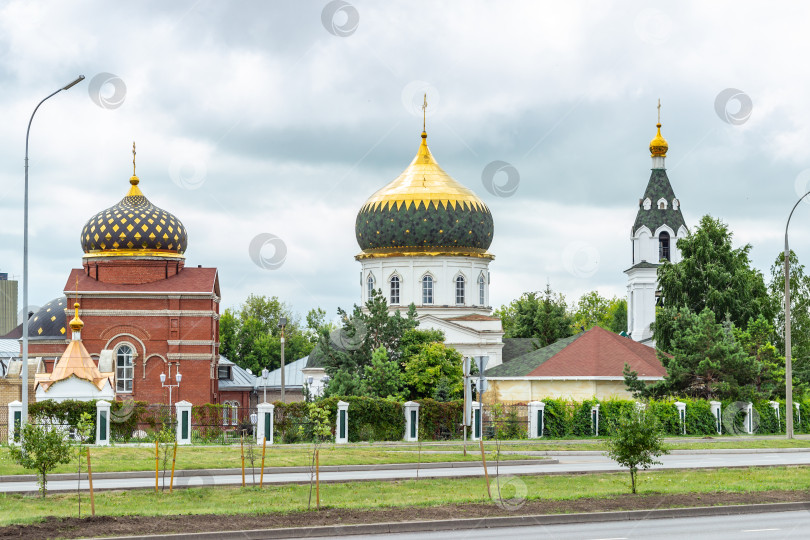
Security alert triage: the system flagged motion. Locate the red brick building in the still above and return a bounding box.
[26,154,221,405]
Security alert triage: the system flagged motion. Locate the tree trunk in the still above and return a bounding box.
[630,467,636,494]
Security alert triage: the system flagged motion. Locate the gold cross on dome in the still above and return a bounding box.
[657,99,661,124]
[422,93,428,132]
[132,141,137,175]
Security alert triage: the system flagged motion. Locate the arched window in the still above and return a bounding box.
[455,275,465,305]
[659,231,670,261]
[367,274,375,299]
[116,345,134,393]
[231,401,239,425]
[478,274,486,305]
[422,275,434,305]
[390,275,400,304]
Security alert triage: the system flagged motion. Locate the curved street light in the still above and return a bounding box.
[783,191,810,439]
[21,75,85,425]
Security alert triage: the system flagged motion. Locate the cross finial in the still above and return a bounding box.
[132,141,137,176]
[657,99,661,124]
[422,93,428,132]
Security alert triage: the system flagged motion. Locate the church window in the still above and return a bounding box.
[673,198,679,210]
[455,275,465,305]
[643,198,651,210]
[116,345,134,393]
[659,231,671,261]
[390,275,400,304]
[367,274,375,299]
[478,274,486,305]
[657,198,668,210]
[422,275,434,305]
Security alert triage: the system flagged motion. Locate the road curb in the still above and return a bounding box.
[93,501,810,539]
[0,459,555,484]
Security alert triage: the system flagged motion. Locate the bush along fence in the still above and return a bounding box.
[7,396,810,446]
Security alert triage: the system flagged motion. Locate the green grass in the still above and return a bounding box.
[2,466,810,527]
[0,444,530,476]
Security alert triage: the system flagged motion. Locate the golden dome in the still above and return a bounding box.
[360,132,488,213]
[69,302,84,333]
[650,123,668,157]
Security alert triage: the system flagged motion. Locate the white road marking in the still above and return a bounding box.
[742,529,780,532]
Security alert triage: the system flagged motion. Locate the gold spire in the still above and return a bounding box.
[69,302,84,334]
[422,93,427,135]
[649,99,669,157]
[128,141,144,196]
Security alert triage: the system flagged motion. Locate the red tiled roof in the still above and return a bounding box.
[63,267,219,294]
[528,326,666,378]
[445,314,500,321]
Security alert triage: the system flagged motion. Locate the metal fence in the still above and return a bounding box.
[480,403,529,440]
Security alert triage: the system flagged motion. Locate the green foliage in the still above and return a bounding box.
[360,347,405,399]
[540,399,572,437]
[191,404,225,443]
[655,215,774,351]
[417,399,463,440]
[496,284,574,346]
[605,410,669,493]
[769,250,810,396]
[489,403,526,439]
[218,294,319,374]
[402,342,463,401]
[571,292,627,334]
[9,422,73,497]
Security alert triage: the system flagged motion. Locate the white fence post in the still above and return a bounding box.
[769,401,781,430]
[591,404,600,436]
[257,402,274,445]
[744,402,754,434]
[709,401,721,434]
[7,400,22,445]
[175,400,192,445]
[471,402,482,441]
[336,400,349,444]
[796,403,801,430]
[675,401,686,435]
[403,401,420,442]
[528,401,544,438]
[95,400,111,446]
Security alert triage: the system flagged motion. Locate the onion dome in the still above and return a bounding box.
[355,130,494,259]
[81,144,187,258]
[27,297,67,338]
[649,123,668,157]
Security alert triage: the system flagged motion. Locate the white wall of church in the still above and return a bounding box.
[360,255,492,310]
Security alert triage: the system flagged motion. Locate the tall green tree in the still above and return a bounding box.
[401,342,464,400]
[655,215,773,351]
[769,250,810,392]
[496,284,574,346]
[219,295,321,374]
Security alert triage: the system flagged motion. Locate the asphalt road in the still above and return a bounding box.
[3,450,810,493]
[324,510,810,539]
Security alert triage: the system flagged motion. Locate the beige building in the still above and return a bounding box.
[0,274,18,336]
[484,326,666,404]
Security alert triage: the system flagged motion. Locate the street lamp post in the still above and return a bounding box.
[21,75,85,425]
[261,368,269,403]
[160,371,182,407]
[278,317,287,402]
[783,192,810,439]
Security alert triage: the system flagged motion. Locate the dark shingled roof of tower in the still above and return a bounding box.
[633,168,686,233]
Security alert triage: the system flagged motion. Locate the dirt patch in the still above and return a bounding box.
[3,490,809,539]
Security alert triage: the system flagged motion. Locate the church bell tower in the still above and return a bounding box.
[625,103,687,344]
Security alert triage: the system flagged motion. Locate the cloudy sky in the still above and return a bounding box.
[2,1,810,325]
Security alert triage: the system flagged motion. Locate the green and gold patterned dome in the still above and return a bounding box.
[355,131,494,259]
[81,146,187,258]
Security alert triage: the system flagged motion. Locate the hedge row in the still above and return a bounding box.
[20,396,810,443]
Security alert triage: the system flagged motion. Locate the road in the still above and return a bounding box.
[321,510,810,539]
[2,450,810,493]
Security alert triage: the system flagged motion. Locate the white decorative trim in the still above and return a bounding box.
[80,309,218,318]
[167,353,218,360]
[64,292,218,300]
[167,340,217,346]
[487,376,663,381]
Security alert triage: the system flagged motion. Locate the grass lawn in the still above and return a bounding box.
[0,443,530,476]
[2,465,810,527]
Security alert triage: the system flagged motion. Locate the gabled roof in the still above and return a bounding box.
[486,326,666,379]
[261,356,309,388]
[64,267,219,294]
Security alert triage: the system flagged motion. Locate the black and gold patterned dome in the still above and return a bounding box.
[355,131,494,259]
[28,297,67,339]
[81,150,187,258]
